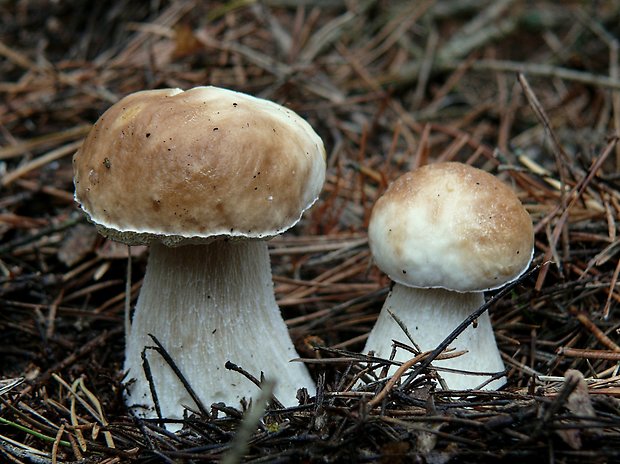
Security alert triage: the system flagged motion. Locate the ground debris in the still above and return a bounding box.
[2,1,620,462]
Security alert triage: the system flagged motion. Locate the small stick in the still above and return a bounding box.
[14,179,74,203]
[0,378,24,396]
[225,361,284,410]
[572,309,620,351]
[146,334,210,419]
[46,290,64,340]
[0,215,82,255]
[471,59,620,91]
[1,140,83,186]
[0,124,90,160]
[386,308,422,353]
[411,123,431,170]
[367,350,466,408]
[51,423,65,464]
[141,349,162,422]
[557,348,620,360]
[603,257,620,319]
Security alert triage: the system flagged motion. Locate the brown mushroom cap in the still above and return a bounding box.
[368,162,534,292]
[73,86,326,245]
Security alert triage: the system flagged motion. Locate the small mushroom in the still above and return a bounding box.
[73,86,325,423]
[364,162,534,390]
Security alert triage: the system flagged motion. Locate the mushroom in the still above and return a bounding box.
[73,86,325,422]
[364,162,534,390]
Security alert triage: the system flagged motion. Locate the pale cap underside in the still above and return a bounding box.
[368,162,534,292]
[73,86,326,246]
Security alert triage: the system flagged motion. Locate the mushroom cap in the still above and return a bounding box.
[368,162,534,292]
[73,86,326,246]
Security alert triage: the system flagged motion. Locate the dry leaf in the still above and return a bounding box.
[565,369,596,418]
[173,23,202,58]
[58,224,98,266]
[555,369,598,450]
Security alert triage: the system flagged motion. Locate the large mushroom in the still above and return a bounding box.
[73,86,325,422]
[364,162,534,390]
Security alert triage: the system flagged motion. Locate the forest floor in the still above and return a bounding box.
[1,1,620,462]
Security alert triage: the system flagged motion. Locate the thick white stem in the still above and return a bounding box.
[363,284,506,390]
[124,240,315,422]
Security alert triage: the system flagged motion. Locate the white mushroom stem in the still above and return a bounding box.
[363,284,506,390]
[124,240,315,422]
